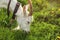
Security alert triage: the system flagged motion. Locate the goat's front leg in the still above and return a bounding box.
[10,19,20,30]
[12,25,21,30]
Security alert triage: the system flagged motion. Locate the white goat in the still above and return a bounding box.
[0,0,33,32]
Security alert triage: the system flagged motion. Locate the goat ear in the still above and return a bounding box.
[25,4,29,11]
[23,4,29,16]
[25,4,30,16]
[23,5,26,16]
[23,5,26,12]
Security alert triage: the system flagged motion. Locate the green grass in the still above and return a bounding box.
[0,9,60,40]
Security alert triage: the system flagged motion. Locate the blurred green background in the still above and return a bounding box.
[0,0,60,40]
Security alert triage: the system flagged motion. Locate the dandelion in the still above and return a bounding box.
[57,36,60,40]
[58,8,60,11]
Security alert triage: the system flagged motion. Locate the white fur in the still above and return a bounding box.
[0,0,33,32]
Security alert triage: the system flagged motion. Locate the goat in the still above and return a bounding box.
[0,0,33,33]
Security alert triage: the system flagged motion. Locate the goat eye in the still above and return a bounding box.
[27,21,30,24]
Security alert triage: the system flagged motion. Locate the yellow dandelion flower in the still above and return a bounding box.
[57,36,60,39]
[52,8,55,10]
[58,8,60,11]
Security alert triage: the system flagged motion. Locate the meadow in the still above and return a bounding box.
[0,0,60,40]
